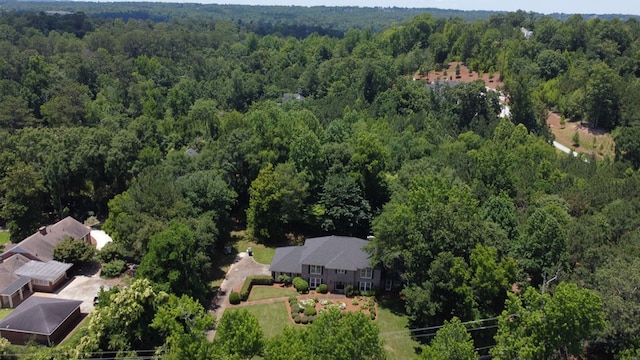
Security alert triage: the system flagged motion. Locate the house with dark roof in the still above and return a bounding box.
[0,296,82,345]
[1,216,92,263]
[0,217,92,307]
[0,254,33,308]
[269,236,382,293]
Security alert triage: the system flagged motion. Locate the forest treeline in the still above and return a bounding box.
[1,5,640,359]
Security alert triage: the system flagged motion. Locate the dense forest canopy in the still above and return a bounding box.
[0,3,640,358]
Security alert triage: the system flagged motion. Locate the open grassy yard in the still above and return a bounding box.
[231,230,276,265]
[227,302,291,338]
[248,286,297,302]
[0,232,10,246]
[0,308,12,320]
[377,301,422,360]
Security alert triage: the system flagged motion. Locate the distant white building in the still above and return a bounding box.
[521,27,533,40]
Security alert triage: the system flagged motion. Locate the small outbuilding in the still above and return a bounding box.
[0,296,82,346]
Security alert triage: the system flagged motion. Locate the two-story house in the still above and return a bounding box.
[269,236,382,293]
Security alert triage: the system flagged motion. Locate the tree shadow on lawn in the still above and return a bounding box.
[378,294,407,316]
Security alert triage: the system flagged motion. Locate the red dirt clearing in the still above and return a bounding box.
[414,61,505,90]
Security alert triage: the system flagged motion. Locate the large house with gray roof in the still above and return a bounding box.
[269,236,383,293]
[0,217,92,307]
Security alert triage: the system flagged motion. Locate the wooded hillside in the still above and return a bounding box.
[0,4,639,358]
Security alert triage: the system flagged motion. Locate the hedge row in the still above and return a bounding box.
[240,275,274,301]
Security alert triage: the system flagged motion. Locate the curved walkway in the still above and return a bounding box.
[206,252,270,340]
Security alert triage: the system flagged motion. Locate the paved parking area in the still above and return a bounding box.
[35,274,110,313]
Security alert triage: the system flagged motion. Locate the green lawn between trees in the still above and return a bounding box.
[0,232,10,246]
[229,297,420,360]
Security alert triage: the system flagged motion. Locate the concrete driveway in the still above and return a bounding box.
[35,272,109,313]
[207,252,270,339]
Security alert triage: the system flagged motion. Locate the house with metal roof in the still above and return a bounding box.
[269,236,382,293]
[0,296,82,345]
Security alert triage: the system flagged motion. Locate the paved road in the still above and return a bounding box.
[206,252,270,340]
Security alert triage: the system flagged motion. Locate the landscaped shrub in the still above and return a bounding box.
[300,316,309,324]
[292,277,309,294]
[304,306,317,316]
[294,315,301,323]
[370,311,376,320]
[288,295,297,303]
[101,260,125,278]
[229,291,241,305]
[290,301,299,316]
[240,275,275,301]
[345,285,356,297]
[278,274,292,286]
[316,284,328,294]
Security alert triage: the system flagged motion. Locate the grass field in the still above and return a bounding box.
[377,300,422,360]
[248,286,297,302]
[0,308,12,320]
[231,231,276,265]
[0,232,10,246]
[227,302,291,338]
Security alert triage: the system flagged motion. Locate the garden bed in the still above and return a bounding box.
[285,293,377,325]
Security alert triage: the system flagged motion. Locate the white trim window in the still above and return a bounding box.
[336,269,346,274]
[360,268,373,279]
[359,282,373,292]
[310,265,323,275]
[310,278,322,289]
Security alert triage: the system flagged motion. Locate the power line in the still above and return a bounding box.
[381,315,502,336]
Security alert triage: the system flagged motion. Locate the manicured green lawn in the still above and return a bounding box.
[231,231,276,265]
[0,232,10,246]
[248,286,297,302]
[227,302,291,338]
[376,302,422,360]
[0,308,12,320]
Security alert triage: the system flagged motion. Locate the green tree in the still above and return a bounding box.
[137,222,210,303]
[613,125,640,169]
[247,163,309,243]
[492,283,605,360]
[264,327,307,360]
[585,62,621,130]
[216,309,264,359]
[73,278,163,356]
[513,206,569,285]
[317,171,371,237]
[420,317,478,360]
[1,162,49,241]
[592,256,640,345]
[151,294,216,360]
[53,237,95,264]
[306,308,385,360]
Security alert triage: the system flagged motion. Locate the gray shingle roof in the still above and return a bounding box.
[0,296,81,335]
[15,261,72,282]
[0,274,30,296]
[0,254,30,273]
[269,236,372,273]
[0,217,90,262]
